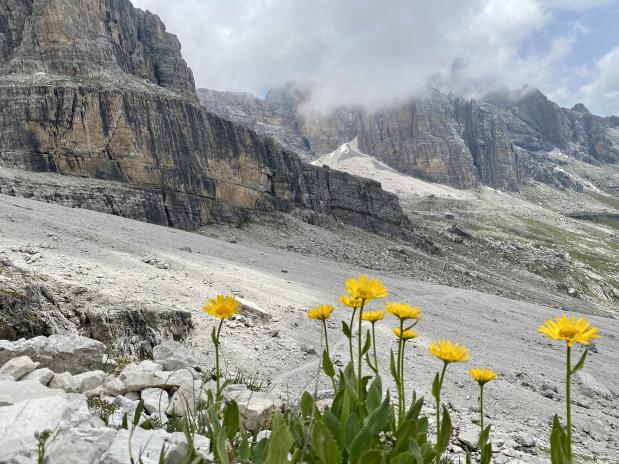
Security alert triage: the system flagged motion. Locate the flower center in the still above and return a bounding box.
[559,327,579,339]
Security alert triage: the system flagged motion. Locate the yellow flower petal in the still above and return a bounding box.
[538,315,601,347]
[361,311,385,323]
[469,368,497,385]
[344,275,388,303]
[202,295,240,320]
[339,295,363,308]
[429,339,470,363]
[307,304,335,320]
[392,327,418,340]
[384,302,422,321]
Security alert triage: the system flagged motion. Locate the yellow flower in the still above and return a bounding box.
[344,275,388,302]
[361,311,385,323]
[384,302,422,321]
[339,295,364,308]
[429,339,470,363]
[538,315,601,347]
[202,294,240,320]
[307,304,335,320]
[469,368,497,385]
[392,327,418,340]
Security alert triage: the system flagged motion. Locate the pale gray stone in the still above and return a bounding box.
[98,428,191,464]
[0,379,65,406]
[153,341,198,370]
[0,356,39,380]
[141,387,170,415]
[577,372,615,400]
[49,372,80,393]
[46,427,117,464]
[21,367,54,385]
[74,370,107,393]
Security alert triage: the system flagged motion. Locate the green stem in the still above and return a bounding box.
[401,339,407,415]
[322,318,336,391]
[348,307,357,376]
[357,301,365,402]
[215,318,225,397]
[566,343,573,463]
[371,323,378,374]
[435,362,448,464]
[396,319,404,422]
[479,384,484,440]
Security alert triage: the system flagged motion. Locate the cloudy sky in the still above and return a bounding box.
[132,0,619,115]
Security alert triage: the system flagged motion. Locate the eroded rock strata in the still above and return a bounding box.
[0,0,412,238]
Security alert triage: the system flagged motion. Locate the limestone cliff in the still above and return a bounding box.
[199,85,619,192]
[0,0,413,238]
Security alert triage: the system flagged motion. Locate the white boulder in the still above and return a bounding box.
[0,335,106,374]
[49,372,80,393]
[141,387,170,415]
[21,367,55,385]
[153,341,198,371]
[98,428,190,464]
[74,370,107,392]
[0,355,39,380]
[0,379,65,406]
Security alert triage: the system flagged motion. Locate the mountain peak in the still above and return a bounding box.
[571,103,591,114]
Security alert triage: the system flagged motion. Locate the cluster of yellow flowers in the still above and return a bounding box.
[200,275,602,464]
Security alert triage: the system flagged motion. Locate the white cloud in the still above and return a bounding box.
[578,46,619,115]
[132,0,617,114]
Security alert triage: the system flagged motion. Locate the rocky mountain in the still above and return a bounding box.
[198,85,619,192]
[0,0,413,239]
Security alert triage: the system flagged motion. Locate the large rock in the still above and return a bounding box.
[222,384,283,432]
[153,341,198,371]
[49,372,81,393]
[576,372,615,400]
[21,367,54,385]
[98,428,193,464]
[74,370,107,393]
[0,335,106,374]
[46,427,117,464]
[0,395,104,463]
[141,387,170,415]
[0,355,39,380]
[0,379,65,406]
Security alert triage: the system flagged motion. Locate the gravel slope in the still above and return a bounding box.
[0,195,617,462]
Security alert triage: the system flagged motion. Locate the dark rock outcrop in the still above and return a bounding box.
[0,0,413,238]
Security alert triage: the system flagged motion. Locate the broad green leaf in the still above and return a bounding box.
[264,414,293,464]
[324,409,345,449]
[133,399,144,427]
[215,427,230,464]
[361,330,372,356]
[390,350,399,384]
[121,412,128,430]
[323,349,336,378]
[342,321,352,339]
[359,450,383,464]
[405,397,424,422]
[431,373,440,400]
[344,414,360,451]
[391,452,415,464]
[480,443,492,464]
[570,349,589,375]
[366,376,382,414]
[311,420,342,464]
[223,400,240,442]
[366,395,391,435]
[436,406,451,454]
[300,391,314,418]
[349,426,373,463]
[237,432,251,462]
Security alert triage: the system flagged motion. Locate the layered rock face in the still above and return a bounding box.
[199,85,619,192]
[0,0,412,237]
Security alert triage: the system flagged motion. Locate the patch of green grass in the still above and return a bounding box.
[588,191,619,210]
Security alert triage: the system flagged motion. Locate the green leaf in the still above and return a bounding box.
[479,424,491,448]
[405,397,424,422]
[342,321,352,339]
[431,373,440,401]
[311,420,342,464]
[323,409,345,449]
[211,326,218,347]
[264,414,293,464]
[133,399,144,427]
[300,391,314,418]
[550,415,571,464]
[323,349,336,378]
[223,400,240,442]
[435,406,451,455]
[570,348,589,375]
[366,395,391,435]
[215,427,230,464]
[390,350,399,384]
[480,443,493,464]
[465,450,472,464]
[344,414,360,452]
[391,453,415,464]
[359,450,383,464]
[349,426,373,463]
[121,412,128,430]
[366,376,382,414]
[238,432,251,462]
[361,330,372,356]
